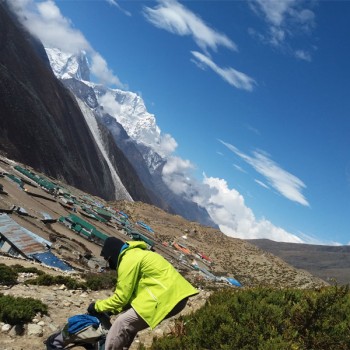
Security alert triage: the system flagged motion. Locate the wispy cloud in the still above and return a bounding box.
[191,51,256,91]
[10,0,123,87]
[295,49,312,62]
[255,179,269,189]
[297,231,342,246]
[143,0,257,91]
[250,0,296,27]
[105,0,131,17]
[248,0,316,58]
[245,123,261,135]
[143,0,236,53]
[219,140,309,206]
[233,164,246,173]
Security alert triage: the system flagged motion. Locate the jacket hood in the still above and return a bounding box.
[101,237,125,269]
[117,240,148,266]
[125,240,148,250]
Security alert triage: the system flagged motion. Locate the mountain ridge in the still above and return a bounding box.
[247,239,350,285]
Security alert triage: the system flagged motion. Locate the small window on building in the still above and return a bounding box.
[8,247,19,257]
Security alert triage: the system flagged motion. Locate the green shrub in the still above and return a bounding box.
[11,264,45,275]
[84,271,116,291]
[148,286,350,350]
[26,274,86,290]
[25,270,116,291]
[0,264,18,285]
[0,294,48,325]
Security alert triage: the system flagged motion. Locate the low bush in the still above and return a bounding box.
[0,294,48,325]
[11,264,45,275]
[26,274,85,290]
[25,270,116,291]
[84,271,116,290]
[0,263,18,285]
[147,286,350,350]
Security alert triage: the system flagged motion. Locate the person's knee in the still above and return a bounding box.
[105,326,135,350]
[105,308,148,350]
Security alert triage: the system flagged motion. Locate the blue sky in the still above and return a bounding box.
[11,0,350,245]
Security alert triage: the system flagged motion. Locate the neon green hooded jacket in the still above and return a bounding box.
[95,241,198,329]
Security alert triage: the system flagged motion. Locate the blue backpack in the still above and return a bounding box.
[44,313,111,350]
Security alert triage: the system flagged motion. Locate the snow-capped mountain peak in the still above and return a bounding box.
[45,48,165,159]
[45,48,90,81]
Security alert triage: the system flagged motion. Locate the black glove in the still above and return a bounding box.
[87,302,97,316]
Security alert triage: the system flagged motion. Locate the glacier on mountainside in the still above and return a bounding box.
[75,98,132,201]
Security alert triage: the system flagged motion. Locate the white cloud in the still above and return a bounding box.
[251,0,296,27]
[268,26,286,46]
[219,140,309,206]
[233,164,246,173]
[295,49,312,62]
[11,0,90,53]
[296,231,341,246]
[99,91,123,116]
[143,0,236,53]
[162,156,195,195]
[195,176,304,243]
[9,0,123,87]
[143,1,256,91]
[90,53,123,86]
[159,134,178,156]
[248,0,316,54]
[191,51,256,91]
[161,156,305,243]
[245,124,261,135]
[255,179,269,189]
[105,0,131,17]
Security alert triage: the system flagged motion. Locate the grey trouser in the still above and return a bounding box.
[105,297,188,350]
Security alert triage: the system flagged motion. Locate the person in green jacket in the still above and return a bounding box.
[88,237,199,350]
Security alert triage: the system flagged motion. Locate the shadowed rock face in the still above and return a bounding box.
[0,2,146,201]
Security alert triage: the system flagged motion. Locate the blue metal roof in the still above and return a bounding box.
[0,214,46,256]
[31,251,74,271]
[226,277,242,287]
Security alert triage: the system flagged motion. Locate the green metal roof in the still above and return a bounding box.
[67,214,108,241]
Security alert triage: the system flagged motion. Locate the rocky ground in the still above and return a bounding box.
[0,256,210,350]
[0,155,327,349]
